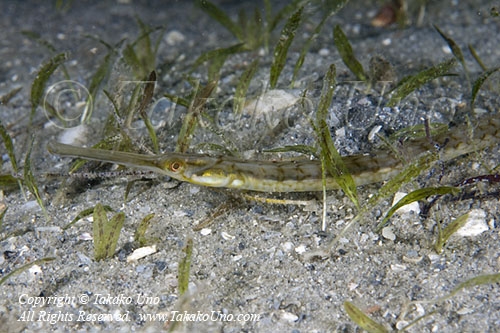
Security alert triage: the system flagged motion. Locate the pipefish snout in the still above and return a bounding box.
[47,116,500,193]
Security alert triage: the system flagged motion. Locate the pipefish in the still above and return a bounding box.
[47,116,500,193]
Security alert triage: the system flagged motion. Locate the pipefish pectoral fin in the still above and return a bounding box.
[47,141,179,177]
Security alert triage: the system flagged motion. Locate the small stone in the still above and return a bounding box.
[382,226,396,241]
[442,45,452,54]
[281,311,298,322]
[165,30,185,46]
[295,244,307,254]
[318,48,330,56]
[281,241,294,252]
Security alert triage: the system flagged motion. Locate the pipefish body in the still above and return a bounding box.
[47,116,500,192]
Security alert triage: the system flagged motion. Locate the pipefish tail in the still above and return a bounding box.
[47,116,500,193]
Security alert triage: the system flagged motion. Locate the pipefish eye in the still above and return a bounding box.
[169,160,184,173]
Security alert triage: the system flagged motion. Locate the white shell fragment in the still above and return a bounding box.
[368,125,382,142]
[392,192,420,215]
[243,89,299,116]
[200,228,212,236]
[58,124,88,145]
[78,232,93,241]
[454,209,489,237]
[221,231,235,241]
[396,321,409,330]
[29,265,42,276]
[457,307,474,315]
[390,264,407,272]
[35,226,62,233]
[127,245,157,262]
